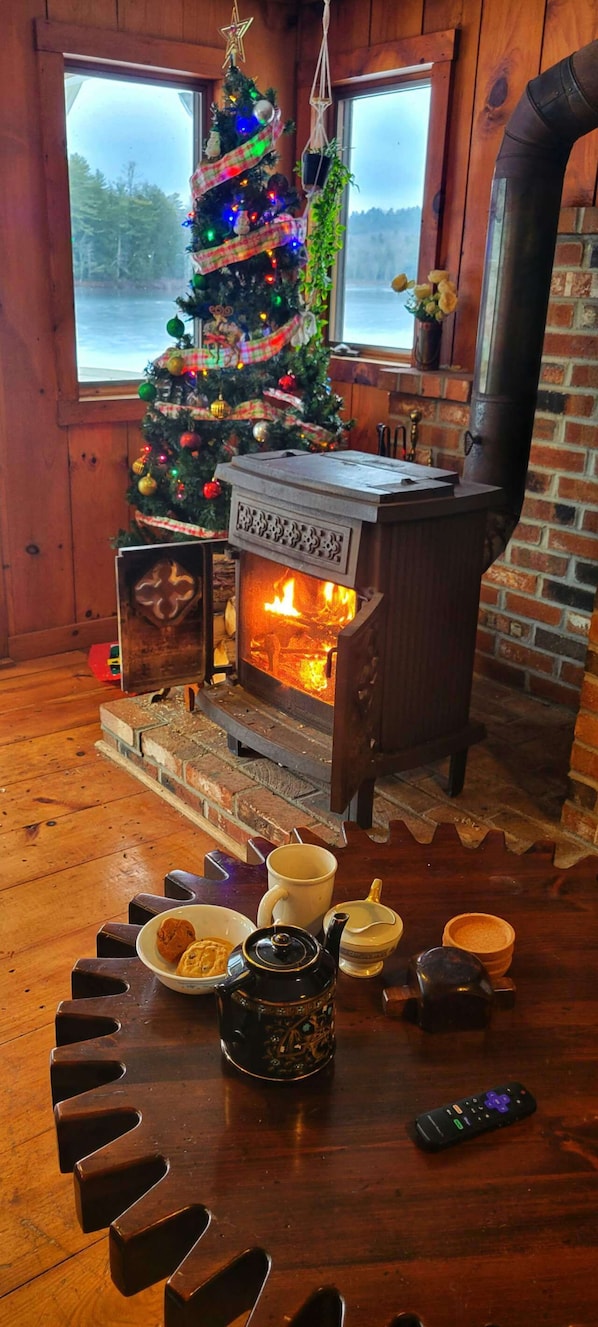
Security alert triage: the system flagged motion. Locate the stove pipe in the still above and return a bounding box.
[462,40,598,569]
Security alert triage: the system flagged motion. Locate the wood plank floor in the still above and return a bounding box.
[0,652,221,1326]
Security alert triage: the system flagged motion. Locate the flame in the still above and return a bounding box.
[264,578,300,617]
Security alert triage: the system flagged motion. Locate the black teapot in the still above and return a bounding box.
[215,912,348,1082]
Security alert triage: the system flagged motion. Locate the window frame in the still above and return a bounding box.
[298,28,456,365]
[35,20,221,425]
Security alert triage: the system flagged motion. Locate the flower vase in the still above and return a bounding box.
[414,319,441,371]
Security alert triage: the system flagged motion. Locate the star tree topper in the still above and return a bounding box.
[219,1,253,67]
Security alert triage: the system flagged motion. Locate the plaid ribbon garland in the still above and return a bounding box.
[134,511,228,539]
[155,396,300,424]
[190,107,283,200]
[155,314,303,371]
[153,396,335,447]
[192,214,304,276]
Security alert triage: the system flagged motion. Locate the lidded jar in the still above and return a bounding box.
[215,916,346,1082]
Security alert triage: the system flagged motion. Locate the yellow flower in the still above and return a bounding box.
[392,268,458,321]
[438,278,457,295]
[438,287,458,315]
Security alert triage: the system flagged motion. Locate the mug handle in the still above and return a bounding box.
[257,885,288,927]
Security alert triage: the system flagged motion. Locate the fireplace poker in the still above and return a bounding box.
[376,423,407,460]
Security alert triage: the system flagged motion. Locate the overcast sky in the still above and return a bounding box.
[65,75,430,215]
[345,85,431,213]
[66,75,194,201]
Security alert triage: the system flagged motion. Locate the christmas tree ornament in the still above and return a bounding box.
[279,373,297,392]
[205,130,221,160]
[234,210,250,236]
[180,431,202,449]
[138,474,158,496]
[210,393,232,419]
[254,98,275,125]
[166,315,185,338]
[138,381,157,403]
[191,273,207,290]
[132,457,146,475]
[252,420,269,443]
[203,479,222,500]
[166,352,185,375]
[219,1,253,67]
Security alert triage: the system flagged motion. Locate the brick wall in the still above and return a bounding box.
[382,206,598,715]
[563,587,598,844]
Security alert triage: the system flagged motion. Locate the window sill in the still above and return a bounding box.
[57,394,145,426]
[330,354,473,403]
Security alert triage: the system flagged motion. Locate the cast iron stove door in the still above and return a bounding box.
[116,541,214,692]
[331,591,385,813]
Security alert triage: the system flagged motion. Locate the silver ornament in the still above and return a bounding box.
[254,99,275,125]
[252,420,269,443]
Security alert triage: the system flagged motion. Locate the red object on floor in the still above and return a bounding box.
[88,642,121,683]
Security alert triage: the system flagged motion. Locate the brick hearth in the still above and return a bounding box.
[98,678,593,865]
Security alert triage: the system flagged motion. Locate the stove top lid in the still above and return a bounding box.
[216,450,459,505]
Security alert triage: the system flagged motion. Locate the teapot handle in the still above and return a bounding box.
[257,885,288,928]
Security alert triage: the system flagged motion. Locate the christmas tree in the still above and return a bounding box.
[124,11,349,546]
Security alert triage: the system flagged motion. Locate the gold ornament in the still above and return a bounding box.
[252,420,269,443]
[132,457,146,475]
[210,394,231,419]
[166,353,185,375]
[138,474,158,496]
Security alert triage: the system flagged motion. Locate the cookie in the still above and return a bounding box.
[156,916,196,964]
[176,937,233,978]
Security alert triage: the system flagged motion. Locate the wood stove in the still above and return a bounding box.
[194,449,500,825]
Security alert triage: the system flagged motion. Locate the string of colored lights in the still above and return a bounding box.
[190,107,283,200]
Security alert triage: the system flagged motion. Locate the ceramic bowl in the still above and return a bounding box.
[442,912,516,978]
[136,904,255,995]
[324,899,403,977]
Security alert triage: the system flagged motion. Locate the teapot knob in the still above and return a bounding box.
[366,878,383,904]
[324,910,349,970]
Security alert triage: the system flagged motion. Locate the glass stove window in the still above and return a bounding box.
[64,70,200,383]
[333,83,431,354]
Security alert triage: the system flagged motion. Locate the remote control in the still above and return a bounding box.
[414,1081,536,1151]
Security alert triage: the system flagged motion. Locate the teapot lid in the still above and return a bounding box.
[243,925,319,973]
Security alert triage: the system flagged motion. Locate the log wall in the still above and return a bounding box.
[0,0,596,667]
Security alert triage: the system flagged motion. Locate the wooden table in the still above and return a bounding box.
[51,822,598,1327]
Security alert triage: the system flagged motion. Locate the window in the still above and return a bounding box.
[333,82,431,353]
[317,28,456,360]
[35,19,222,421]
[65,70,201,383]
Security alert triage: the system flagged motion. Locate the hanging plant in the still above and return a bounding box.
[298,143,353,342]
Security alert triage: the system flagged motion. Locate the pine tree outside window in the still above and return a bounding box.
[64,69,203,384]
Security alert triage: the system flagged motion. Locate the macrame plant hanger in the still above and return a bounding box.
[301,0,333,194]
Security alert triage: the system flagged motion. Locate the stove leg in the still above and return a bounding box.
[346,778,375,828]
[227,734,259,758]
[447,748,467,797]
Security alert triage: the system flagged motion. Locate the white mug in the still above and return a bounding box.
[257,843,338,935]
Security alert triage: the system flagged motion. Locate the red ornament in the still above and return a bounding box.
[278,373,297,392]
[180,431,201,449]
[203,479,222,500]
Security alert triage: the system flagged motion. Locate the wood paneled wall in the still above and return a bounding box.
[0,0,596,663]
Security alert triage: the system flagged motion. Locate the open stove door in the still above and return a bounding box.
[331,590,385,813]
[116,540,223,692]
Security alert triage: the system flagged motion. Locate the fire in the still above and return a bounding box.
[255,569,357,703]
[264,578,300,617]
[264,575,356,625]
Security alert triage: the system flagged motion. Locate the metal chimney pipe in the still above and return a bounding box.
[462,41,598,569]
